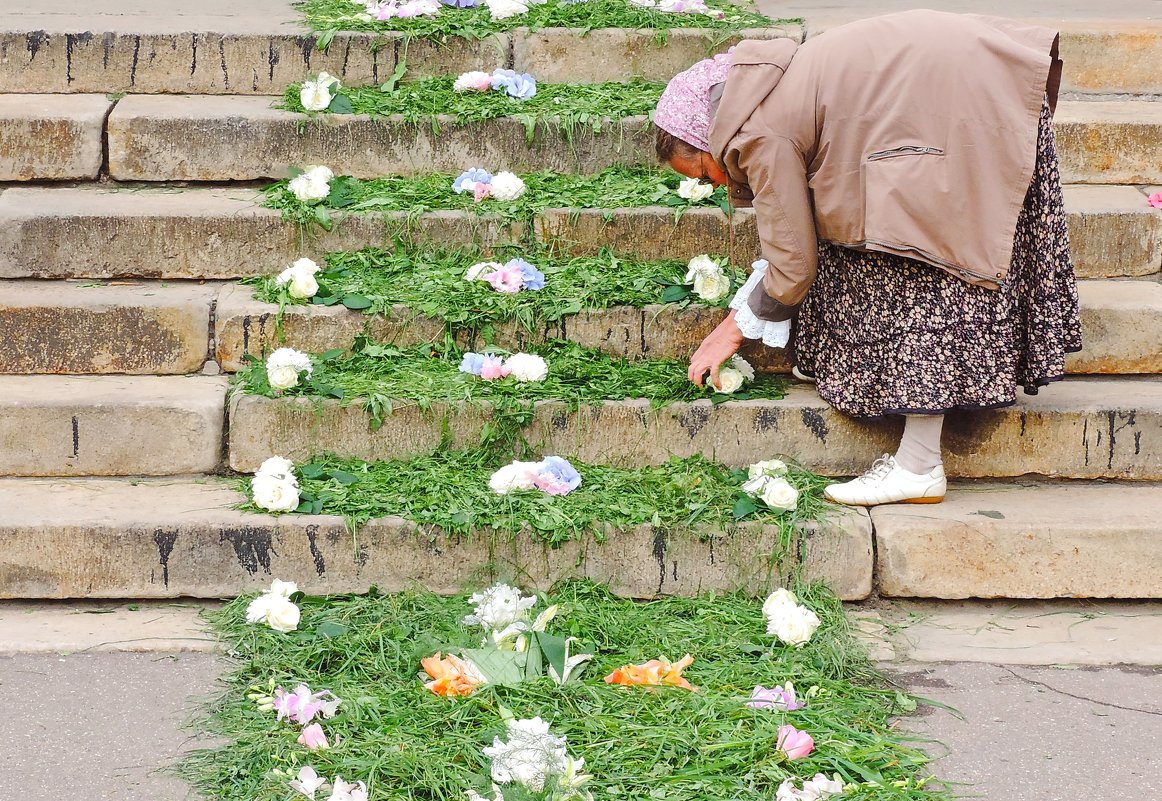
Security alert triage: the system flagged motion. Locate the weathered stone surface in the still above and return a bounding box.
[512,25,801,83]
[227,379,1162,480]
[537,206,762,262]
[0,478,872,600]
[0,94,110,180]
[1069,281,1162,374]
[107,95,653,181]
[1064,185,1161,279]
[874,482,1162,599]
[1057,22,1162,95]
[0,187,521,279]
[0,375,226,476]
[0,281,216,374]
[1055,101,1162,185]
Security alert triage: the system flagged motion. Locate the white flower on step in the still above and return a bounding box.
[464,582,539,630]
[715,365,744,394]
[251,473,301,515]
[266,347,314,391]
[485,0,529,19]
[257,456,297,483]
[465,261,503,281]
[684,254,730,301]
[762,588,798,619]
[749,459,788,480]
[300,76,337,112]
[327,777,368,801]
[677,176,714,202]
[489,171,526,201]
[488,462,541,495]
[246,577,302,630]
[276,257,322,299]
[267,578,300,598]
[767,602,821,647]
[482,717,569,792]
[504,353,548,382]
[289,165,334,202]
[454,71,494,93]
[730,354,754,380]
[759,476,799,512]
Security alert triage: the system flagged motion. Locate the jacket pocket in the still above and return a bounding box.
[866,145,945,162]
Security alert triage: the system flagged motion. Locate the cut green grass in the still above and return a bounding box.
[251,246,738,334]
[184,580,947,801]
[281,77,663,129]
[298,0,776,38]
[262,166,732,230]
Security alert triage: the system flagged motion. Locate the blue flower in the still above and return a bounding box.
[490,69,537,100]
[539,456,582,491]
[440,0,479,6]
[507,258,545,291]
[459,352,487,375]
[453,168,493,194]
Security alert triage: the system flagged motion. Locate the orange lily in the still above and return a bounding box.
[421,652,486,697]
[603,654,697,691]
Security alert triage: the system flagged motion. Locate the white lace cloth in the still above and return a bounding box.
[729,259,792,349]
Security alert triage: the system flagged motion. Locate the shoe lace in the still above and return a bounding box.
[858,454,895,483]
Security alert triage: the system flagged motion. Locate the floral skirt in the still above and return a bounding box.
[794,100,1082,419]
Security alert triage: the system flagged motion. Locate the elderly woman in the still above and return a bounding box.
[656,10,1081,506]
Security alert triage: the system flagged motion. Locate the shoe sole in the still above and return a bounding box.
[824,494,945,506]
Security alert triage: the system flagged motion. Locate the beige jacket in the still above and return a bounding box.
[708,10,1063,321]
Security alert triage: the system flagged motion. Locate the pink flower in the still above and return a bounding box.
[274,685,322,724]
[484,264,525,294]
[776,724,814,760]
[479,356,511,380]
[298,723,329,751]
[532,473,572,495]
[474,182,493,203]
[747,684,805,711]
[1149,192,1162,209]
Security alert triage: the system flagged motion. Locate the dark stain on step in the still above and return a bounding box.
[754,408,780,433]
[153,528,179,586]
[26,30,49,61]
[129,34,140,87]
[1082,418,1090,466]
[1019,411,1027,438]
[552,410,569,431]
[268,40,279,83]
[190,34,198,77]
[71,416,79,458]
[678,405,710,438]
[305,525,327,575]
[299,35,314,67]
[101,32,116,69]
[65,33,93,83]
[652,529,667,594]
[1107,410,1137,469]
[801,408,828,443]
[218,38,229,89]
[220,526,275,575]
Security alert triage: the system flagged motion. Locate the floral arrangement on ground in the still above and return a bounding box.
[251,247,745,340]
[263,165,731,230]
[182,579,944,801]
[298,0,777,39]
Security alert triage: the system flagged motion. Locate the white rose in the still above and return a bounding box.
[730,354,755,380]
[769,605,821,646]
[684,254,730,301]
[488,461,540,494]
[486,0,529,19]
[760,476,800,511]
[265,348,313,391]
[715,366,744,394]
[677,176,714,202]
[257,456,297,482]
[504,353,548,382]
[316,72,341,90]
[300,79,334,112]
[465,261,502,281]
[263,594,302,632]
[268,578,299,597]
[252,473,301,513]
[276,257,321,299]
[288,173,331,202]
[489,171,526,202]
[804,774,844,797]
[762,588,798,619]
[304,165,334,183]
[741,475,770,498]
[748,459,788,480]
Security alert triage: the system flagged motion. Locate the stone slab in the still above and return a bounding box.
[512,25,801,83]
[227,378,1162,480]
[106,95,653,181]
[1055,100,1162,185]
[1063,185,1161,279]
[0,94,110,180]
[0,478,872,600]
[0,186,521,279]
[874,482,1162,598]
[0,280,216,374]
[0,375,226,476]
[0,601,219,654]
[869,599,1162,666]
[1069,280,1162,374]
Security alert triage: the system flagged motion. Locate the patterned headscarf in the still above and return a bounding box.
[654,50,734,153]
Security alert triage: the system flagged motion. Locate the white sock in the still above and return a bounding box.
[894,414,945,474]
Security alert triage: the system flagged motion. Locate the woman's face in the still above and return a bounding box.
[669,149,730,188]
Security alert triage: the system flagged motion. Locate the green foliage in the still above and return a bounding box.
[183,581,947,801]
[297,0,775,38]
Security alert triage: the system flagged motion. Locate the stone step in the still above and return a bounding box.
[214,279,1162,376]
[228,378,1162,481]
[0,95,111,180]
[0,184,1156,281]
[105,97,1159,183]
[0,375,226,476]
[872,481,1162,599]
[0,25,798,94]
[0,280,216,375]
[0,477,873,601]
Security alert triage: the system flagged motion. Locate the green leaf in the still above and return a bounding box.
[328,469,360,485]
[315,29,336,52]
[456,648,526,687]
[327,93,355,115]
[313,204,333,231]
[341,295,373,310]
[379,61,408,94]
[660,285,689,303]
[320,348,346,362]
[732,495,760,521]
[299,464,326,480]
[315,621,349,639]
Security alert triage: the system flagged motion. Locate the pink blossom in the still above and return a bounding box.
[474,182,493,203]
[274,685,323,724]
[298,723,329,751]
[479,356,511,380]
[484,264,525,294]
[532,473,572,495]
[776,724,815,760]
[1149,192,1162,209]
[747,684,805,711]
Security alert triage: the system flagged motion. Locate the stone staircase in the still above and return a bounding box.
[1,4,1160,604]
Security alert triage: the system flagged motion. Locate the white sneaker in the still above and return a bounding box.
[824,454,946,507]
[791,366,816,384]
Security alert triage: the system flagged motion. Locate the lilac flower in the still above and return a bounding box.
[507,258,545,291]
[453,167,493,194]
[459,352,488,376]
[747,683,805,711]
[490,69,537,100]
[440,0,479,6]
[534,457,581,494]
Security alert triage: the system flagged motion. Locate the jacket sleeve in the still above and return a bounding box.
[740,134,819,323]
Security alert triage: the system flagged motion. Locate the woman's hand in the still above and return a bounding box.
[689,311,746,389]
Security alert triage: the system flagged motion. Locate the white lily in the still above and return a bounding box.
[289,766,327,800]
[547,637,593,685]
